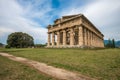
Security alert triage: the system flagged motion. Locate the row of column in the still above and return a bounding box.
[47,26,104,47]
[83,28,104,47]
[48,29,74,46]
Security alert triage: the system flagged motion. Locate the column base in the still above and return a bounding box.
[46,45,88,48]
[46,45,104,48]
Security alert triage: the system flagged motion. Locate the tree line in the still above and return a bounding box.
[105,39,116,48]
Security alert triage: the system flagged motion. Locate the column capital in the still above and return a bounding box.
[79,25,83,28]
[62,29,66,32]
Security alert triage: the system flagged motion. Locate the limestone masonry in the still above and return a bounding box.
[47,14,104,48]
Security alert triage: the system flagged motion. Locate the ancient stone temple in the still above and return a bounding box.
[47,14,104,48]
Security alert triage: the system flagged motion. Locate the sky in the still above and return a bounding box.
[0,0,120,44]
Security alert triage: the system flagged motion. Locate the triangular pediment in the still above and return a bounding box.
[62,14,82,21]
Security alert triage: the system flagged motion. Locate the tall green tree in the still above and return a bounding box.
[0,43,4,47]
[105,38,116,48]
[7,32,34,48]
[112,39,115,48]
[107,39,111,48]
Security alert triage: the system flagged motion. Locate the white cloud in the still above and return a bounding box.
[0,0,120,44]
[0,27,14,36]
[0,0,49,44]
[59,0,120,40]
[21,0,52,18]
[83,0,120,40]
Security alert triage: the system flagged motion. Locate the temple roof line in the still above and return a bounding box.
[47,14,103,36]
[50,14,82,27]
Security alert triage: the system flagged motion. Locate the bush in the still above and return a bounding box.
[7,32,34,48]
[5,45,11,48]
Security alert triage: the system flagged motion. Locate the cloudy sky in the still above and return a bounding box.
[0,0,120,44]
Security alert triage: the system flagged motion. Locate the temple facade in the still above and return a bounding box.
[47,14,104,48]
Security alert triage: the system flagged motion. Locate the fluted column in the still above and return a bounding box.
[52,32,55,46]
[94,35,96,47]
[95,35,97,47]
[96,36,97,47]
[84,28,87,46]
[93,34,94,46]
[99,38,101,47]
[79,26,83,46]
[88,30,90,46]
[96,36,98,47]
[101,39,104,47]
[92,32,94,46]
[70,28,74,46]
[47,33,50,46]
[98,37,99,47]
[94,34,96,47]
[86,29,88,46]
[63,30,66,45]
[100,38,102,47]
[90,31,92,46]
[97,37,99,47]
[57,31,60,46]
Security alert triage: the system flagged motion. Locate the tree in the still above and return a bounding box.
[112,39,115,48]
[0,43,3,46]
[108,39,112,48]
[0,43,4,47]
[106,39,111,48]
[34,44,46,48]
[7,32,34,48]
[105,38,116,48]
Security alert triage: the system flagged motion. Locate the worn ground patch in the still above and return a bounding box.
[0,52,96,80]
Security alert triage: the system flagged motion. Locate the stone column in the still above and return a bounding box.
[84,28,87,46]
[52,32,55,46]
[94,34,96,47]
[101,39,104,47]
[95,35,97,47]
[63,30,66,45]
[91,33,93,46]
[88,30,90,47]
[86,29,88,46]
[95,36,98,47]
[99,38,101,47]
[70,28,74,46]
[78,26,83,46]
[90,31,92,46]
[100,39,101,47]
[97,36,98,47]
[97,36,99,47]
[98,38,100,47]
[96,36,98,47]
[47,33,50,46]
[57,31,60,46]
[93,33,95,47]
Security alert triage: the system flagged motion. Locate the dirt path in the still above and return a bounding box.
[0,53,96,80]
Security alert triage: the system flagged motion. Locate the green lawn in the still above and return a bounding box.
[0,48,120,80]
[0,53,56,80]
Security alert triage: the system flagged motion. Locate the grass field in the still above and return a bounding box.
[0,48,120,80]
[0,52,56,80]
